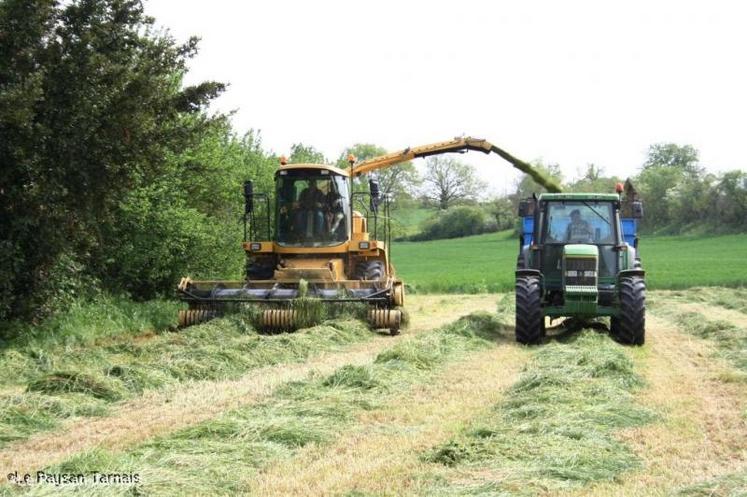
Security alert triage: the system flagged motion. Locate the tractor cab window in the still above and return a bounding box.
[276,170,350,247]
[540,200,618,280]
[542,201,615,245]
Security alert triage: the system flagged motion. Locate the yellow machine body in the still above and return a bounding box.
[178,137,559,332]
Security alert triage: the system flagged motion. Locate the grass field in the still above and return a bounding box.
[1,289,744,496]
[395,230,747,293]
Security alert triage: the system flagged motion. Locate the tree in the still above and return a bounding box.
[337,144,420,202]
[422,156,486,210]
[643,143,702,176]
[0,0,225,319]
[567,164,621,193]
[490,196,515,230]
[637,143,702,229]
[289,143,327,164]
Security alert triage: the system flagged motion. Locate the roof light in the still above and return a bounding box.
[279,156,288,166]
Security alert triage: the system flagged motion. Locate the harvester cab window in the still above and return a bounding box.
[276,171,350,247]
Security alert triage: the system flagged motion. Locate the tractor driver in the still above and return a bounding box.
[565,208,593,242]
[295,179,326,239]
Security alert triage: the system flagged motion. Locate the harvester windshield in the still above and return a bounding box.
[275,169,351,247]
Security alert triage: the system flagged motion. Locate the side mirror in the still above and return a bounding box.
[369,179,381,212]
[632,201,643,219]
[243,180,254,213]
[518,199,534,217]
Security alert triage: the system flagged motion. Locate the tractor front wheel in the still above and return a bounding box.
[515,276,544,345]
[611,276,646,345]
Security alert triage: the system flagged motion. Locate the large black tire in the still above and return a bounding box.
[611,276,646,345]
[247,261,274,280]
[515,276,544,345]
[354,260,385,281]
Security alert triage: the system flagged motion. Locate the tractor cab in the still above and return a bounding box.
[515,186,646,346]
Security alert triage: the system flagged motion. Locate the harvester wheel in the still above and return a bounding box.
[515,276,544,345]
[368,308,402,335]
[611,276,645,345]
[178,308,218,328]
[392,282,405,307]
[354,261,385,281]
[261,309,297,332]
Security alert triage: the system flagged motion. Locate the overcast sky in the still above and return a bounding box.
[147,0,746,195]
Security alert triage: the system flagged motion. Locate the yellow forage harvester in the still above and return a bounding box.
[177,137,560,333]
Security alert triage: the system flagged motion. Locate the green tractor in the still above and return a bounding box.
[515,182,645,345]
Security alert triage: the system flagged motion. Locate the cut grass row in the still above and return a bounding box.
[17,312,512,496]
[654,286,747,315]
[419,330,657,496]
[649,295,747,374]
[0,309,374,447]
[395,231,747,293]
[675,469,747,497]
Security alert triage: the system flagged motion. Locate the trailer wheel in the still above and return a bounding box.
[611,276,646,345]
[515,276,544,345]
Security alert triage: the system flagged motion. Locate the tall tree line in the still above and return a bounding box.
[0,0,276,321]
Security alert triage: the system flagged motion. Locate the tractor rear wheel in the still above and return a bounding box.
[611,276,646,345]
[515,276,544,345]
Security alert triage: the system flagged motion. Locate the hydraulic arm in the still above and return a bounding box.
[352,136,562,193]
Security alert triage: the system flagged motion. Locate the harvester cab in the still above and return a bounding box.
[177,136,561,333]
[179,158,404,333]
[515,180,646,345]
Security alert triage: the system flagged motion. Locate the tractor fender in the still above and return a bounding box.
[516,269,541,278]
[618,269,645,279]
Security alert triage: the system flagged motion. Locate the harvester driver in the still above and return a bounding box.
[565,208,593,242]
[326,187,345,238]
[295,179,326,239]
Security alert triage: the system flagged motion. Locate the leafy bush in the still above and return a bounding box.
[408,206,498,241]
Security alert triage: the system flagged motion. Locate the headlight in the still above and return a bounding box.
[250,242,262,251]
[359,241,370,250]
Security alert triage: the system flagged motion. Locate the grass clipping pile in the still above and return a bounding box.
[424,330,657,495]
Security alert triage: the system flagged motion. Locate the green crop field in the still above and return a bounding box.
[394,230,747,293]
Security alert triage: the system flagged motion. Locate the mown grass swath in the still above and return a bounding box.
[422,331,656,496]
[0,307,374,447]
[33,312,510,496]
[675,469,747,497]
[657,286,747,315]
[650,304,747,374]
